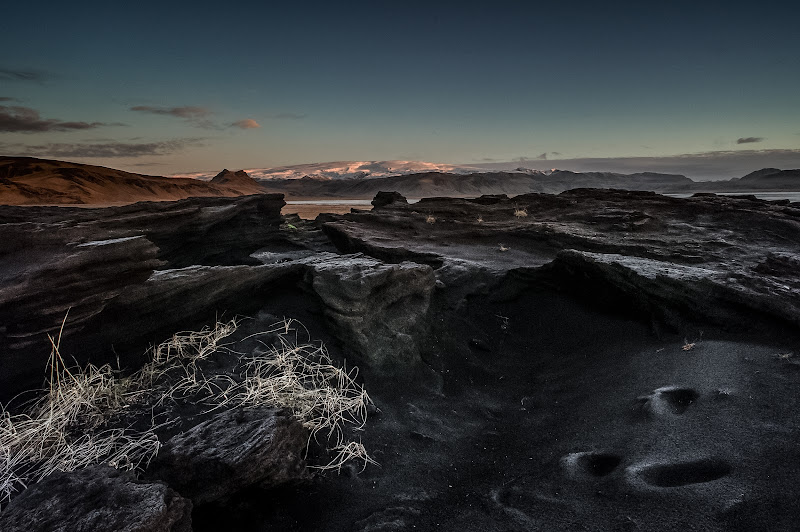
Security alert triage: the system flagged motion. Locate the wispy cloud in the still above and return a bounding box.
[513,152,557,163]
[0,96,20,102]
[230,118,261,129]
[0,68,48,83]
[1,138,204,158]
[130,105,261,131]
[0,105,121,133]
[271,112,307,120]
[128,162,170,167]
[130,105,212,119]
[130,105,221,129]
[736,137,764,144]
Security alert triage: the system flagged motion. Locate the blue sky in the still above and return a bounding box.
[1,1,799,179]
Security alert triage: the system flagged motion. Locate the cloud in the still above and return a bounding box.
[130,105,222,129]
[230,118,261,129]
[130,105,212,119]
[1,138,204,158]
[0,68,47,83]
[736,137,764,144]
[0,105,119,133]
[128,162,170,167]
[271,112,307,120]
[0,96,20,102]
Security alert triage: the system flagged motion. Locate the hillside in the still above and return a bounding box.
[739,168,800,186]
[0,157,263,205]
[209,168,264,195]
[258,170,694,198]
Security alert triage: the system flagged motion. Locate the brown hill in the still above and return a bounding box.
[0,157,262,205]
[210,168,264,195]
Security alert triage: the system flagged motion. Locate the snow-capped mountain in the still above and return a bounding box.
[173,160,485,181]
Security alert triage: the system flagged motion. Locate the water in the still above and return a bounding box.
[665,191,800,202]
[286,199,420,205]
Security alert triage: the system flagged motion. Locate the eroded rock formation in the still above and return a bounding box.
[147,408,308,505]
[0,465,192,532]
[2,188,800,531]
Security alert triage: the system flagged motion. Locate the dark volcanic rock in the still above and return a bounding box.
[146,407,308,505]
[321,189,800,332]
[0,465,192,532]
[371,190,408,208]
[4,184,800,532]
[303,254,435,370]
[0,194,288,401]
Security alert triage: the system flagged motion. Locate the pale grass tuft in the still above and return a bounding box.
[513,205,528,218]
[310,440,379,473]
[0,315,374,506]
[499,244,510,252]
[0,312,160,506]
[476,216,484,224]
[425,215,436,224]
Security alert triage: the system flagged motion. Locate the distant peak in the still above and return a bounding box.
[740,168,782,180]
[210,168,261,191]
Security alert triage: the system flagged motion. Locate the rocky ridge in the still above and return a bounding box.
[2,188,800,531]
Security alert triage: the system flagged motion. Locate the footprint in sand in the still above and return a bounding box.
[636,386,700,416]
[627,458,732,488]
[562,451,623,479]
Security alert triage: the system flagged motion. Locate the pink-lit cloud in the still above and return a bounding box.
[231,119,261,129]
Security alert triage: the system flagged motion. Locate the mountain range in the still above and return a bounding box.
[173,160,485,181]
[1,156,798,205]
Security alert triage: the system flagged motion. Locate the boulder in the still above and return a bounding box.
[0,465,192,532]
[146,407,308,505]
[371,191,408,208]
[305,254,435,369]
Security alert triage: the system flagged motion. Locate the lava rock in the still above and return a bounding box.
[371,191,409,208]
[146,407,308,505]
[0,465,192,532]
[305,254,435,370]
[0,194,287,401]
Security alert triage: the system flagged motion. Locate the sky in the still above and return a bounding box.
[1,0,799,180]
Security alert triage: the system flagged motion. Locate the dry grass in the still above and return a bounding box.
[513,205,528,218]
[498,244,510,252]
[0,314,160,506]
[0,316,374,506]
[425,214,436,224]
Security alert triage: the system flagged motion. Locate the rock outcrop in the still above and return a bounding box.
[0,465,192,532]
[147,407,308,505]
[0,194,287,401]
[320,189,800,332]
[302,254,435,370]
[2,187,800,532]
